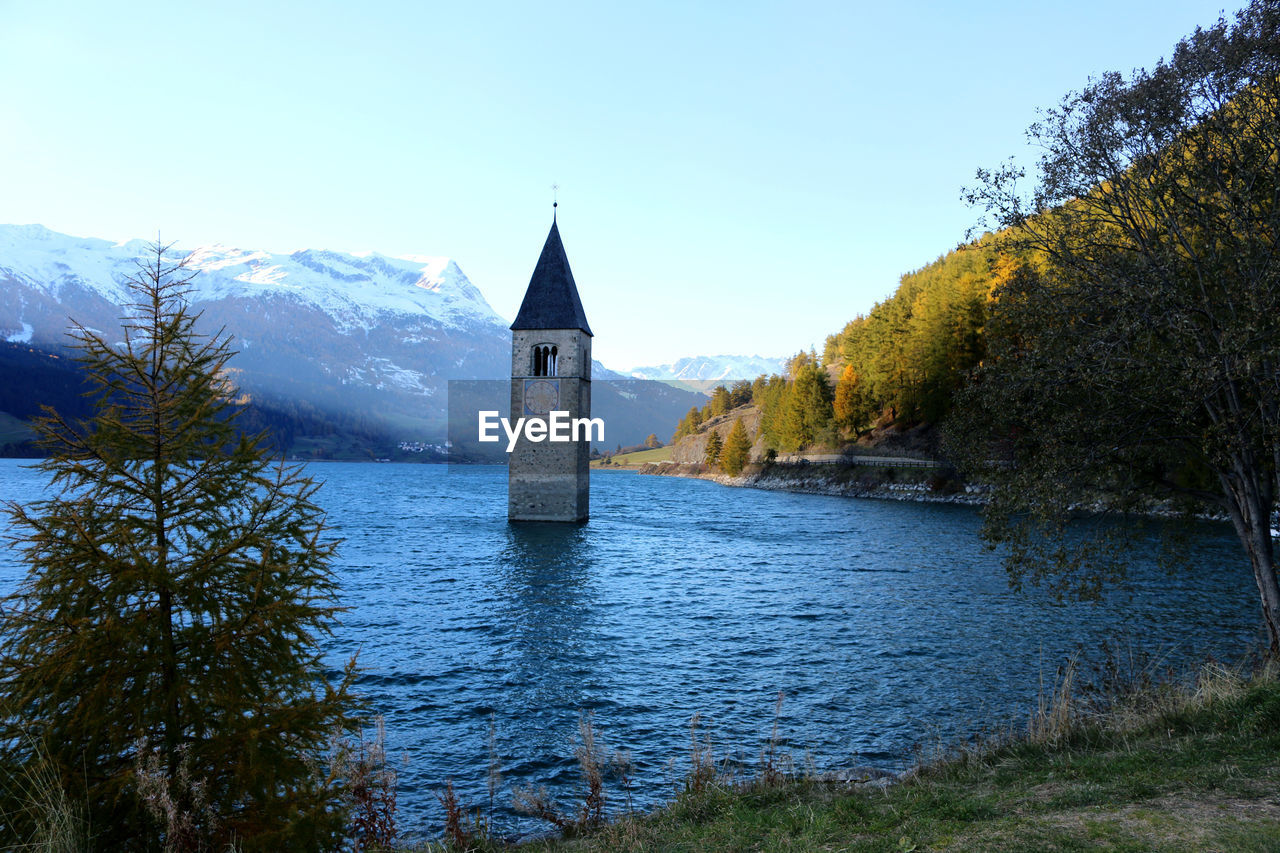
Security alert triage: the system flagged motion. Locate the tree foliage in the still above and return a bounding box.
[703,430,724,468]
[833,363,870,438]
[728,380,753,408]
[0,245,361,849]
[826,242,997,426]
[778,353,834,451]
[672,405,704,442]
[709,385,731,418]
[720,419,753,477]
[950,1,1280,651]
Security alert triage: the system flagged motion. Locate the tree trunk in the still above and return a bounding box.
[1220,458,1280,656]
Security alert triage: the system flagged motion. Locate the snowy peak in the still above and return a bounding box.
[0,224,138,303]
[628,354,786,382]
[0,224,506,334]
[179,244,502,332]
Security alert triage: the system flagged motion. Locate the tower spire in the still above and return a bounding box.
[509,213,592,336]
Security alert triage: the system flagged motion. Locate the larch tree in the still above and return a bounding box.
[709,385,731,418]
[703,430,724,469]
[0,244,361,850]
[951,1,1280,652]
[833,363,870,438]
[780,355,834,451]
[719,419,753,477]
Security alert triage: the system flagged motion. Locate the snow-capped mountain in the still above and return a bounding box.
[0,224,706,453]
[0,224,510,437]
[0,224,504,339]
[628,354,786,382]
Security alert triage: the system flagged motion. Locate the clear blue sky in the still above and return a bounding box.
[0,0,1235,370]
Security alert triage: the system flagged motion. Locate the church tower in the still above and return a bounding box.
[508,213,592,522]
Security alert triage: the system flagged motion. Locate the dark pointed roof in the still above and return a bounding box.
[510,219,592,336]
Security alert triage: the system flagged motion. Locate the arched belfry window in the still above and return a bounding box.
[531,344,558,377]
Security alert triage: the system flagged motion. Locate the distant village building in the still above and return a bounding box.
[507,213,592,522]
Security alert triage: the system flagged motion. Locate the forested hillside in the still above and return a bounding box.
[668,237,1017,457]
[824,238,1015,427]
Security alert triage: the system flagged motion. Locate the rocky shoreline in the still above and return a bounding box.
[632,460,1255,526]
[635,460,987,506]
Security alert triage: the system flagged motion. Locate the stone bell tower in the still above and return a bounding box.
[508,211,592,522]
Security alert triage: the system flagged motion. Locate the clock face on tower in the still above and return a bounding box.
[523,379,560,417]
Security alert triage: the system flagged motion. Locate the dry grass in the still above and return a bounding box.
[0,741,88,852]
[510,712,613,834]
[684,711,717,795]
[757,691,791,788]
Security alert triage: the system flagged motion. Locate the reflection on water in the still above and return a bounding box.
[496,524,602,753]
[0,460,1265,837]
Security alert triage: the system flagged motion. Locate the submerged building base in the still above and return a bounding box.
[508,471,590,523]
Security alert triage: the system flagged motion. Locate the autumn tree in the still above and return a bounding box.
[829,241,995,427]
[709,385,731,418]
[728,379,753,408]
[703,430,724,468]
[754,375,789,446]
[672,405,704,442]
[779,353,834,451]
[0,244,361,849]
[952,1,1280,651]
[720,419,753,476]
[833,364,871,438]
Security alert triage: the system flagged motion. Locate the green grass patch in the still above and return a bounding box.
[592,446,672,468]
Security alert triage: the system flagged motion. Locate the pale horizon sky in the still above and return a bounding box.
[0,0,1237,370]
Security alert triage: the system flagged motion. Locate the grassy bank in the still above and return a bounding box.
[591,446,672,468]
[425,660,1280,852]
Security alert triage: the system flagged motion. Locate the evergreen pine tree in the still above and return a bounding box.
[703,430,724,468]
[673,405,705,442]
[0,244,360,850]
[755,375,789,447]
[709,385,731,417]
[719,419,752,476]
[780,358,834,450]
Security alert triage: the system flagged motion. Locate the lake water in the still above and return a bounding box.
[0,459,1265,837]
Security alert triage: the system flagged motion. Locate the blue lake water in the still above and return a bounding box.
[0,459,1264,837]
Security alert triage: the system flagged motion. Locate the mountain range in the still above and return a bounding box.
[0,224,708,458]
[628,354,786,383]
